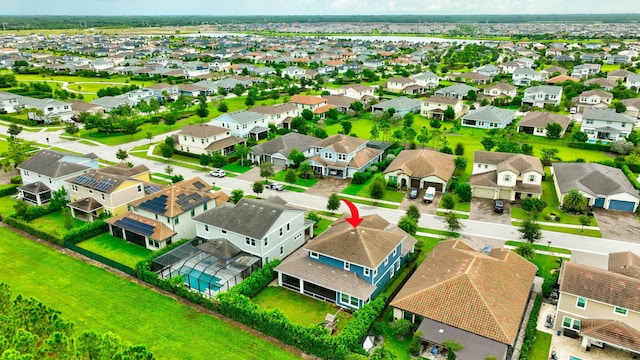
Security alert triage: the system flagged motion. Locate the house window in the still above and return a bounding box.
[576,297,587,309]
[341,293,349,303]
[264,237,268,247]
[585,120,593,124]
[562,316,581,330]
[280,246,284,255]
[477,164,481,168]
[529,175,535,182]
[350,297,358,306]
[504,175,511,182]
[204,224,209,232]
[393,248,397,257]
[137,185,142,192]
[484,164,488,169]
[190,208,195,216]
[203,203,207,211]
[174,217,179,225]
[614,307,628,316]
[286,223,290,231]
[364,268,370,276]
[384,257,389,266]
[221,229,226,234]
[344,262,350,271]
[89,189,93,194]
[279,228,283,236]
[245,237,256,246]
[310,251,318,259]
[101,193,105,200]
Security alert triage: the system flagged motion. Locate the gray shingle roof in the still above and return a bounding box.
[192,197,302,239]
[435,83,479,96]
[250,132,320,157]
[462,106,517,124]
[524,85,562,96]
[583,107,634,123]
[214,110,265,125]
[17,149,93,178]
[552,162,640,199]
[371,96,421,112]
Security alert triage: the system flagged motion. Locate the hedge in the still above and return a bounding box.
[10,176,22,184]
[0,184,19,197]
[62,220,108,244]
[621,165,640,191]
[567,142,611,151]
[3,216,63,245]
[518,294,542,360]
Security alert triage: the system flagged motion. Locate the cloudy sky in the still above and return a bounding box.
[4,0,640,16]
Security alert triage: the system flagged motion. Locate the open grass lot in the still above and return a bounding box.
[530,331,552,360]
[272,170,318,187]
[0,227,299,360]
[253,286,352,333]
[28,210,86,238]
[342,179,405,203]
[0,195,17,217]
[77,233,152,268]
[7,71,152,88]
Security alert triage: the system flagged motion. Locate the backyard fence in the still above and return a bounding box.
[64,241,134,276]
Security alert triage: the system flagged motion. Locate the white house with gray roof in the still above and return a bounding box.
[461,106,517,129]
[370,96,421,115]
[210,110,269,140]
[626,73,640,90]
[249,132,320,167]
[512,68,543,86]
[192,197,313,264]
[580,108,635,142]
[551,163,640,212]
[522,85,563,108]
[17,149,98,205]
[434,84,479,100]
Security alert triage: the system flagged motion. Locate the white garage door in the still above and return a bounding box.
[472,186,495,199]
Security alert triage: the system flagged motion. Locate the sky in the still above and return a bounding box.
[4,0,640,16]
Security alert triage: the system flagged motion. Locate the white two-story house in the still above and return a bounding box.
[580,108,635,142]
[469,151,544,201]
[0,92,20,113]
[421,95,464,120]
[249,103,300,129]
[386,77,416,93]
[210,110,269,141]
[308,134,383,179]
[522,85,563,108]
[192,197,313,265]
[173,123,246,156]
[626,73,640,90]
[340,84,376,101]
[512,68,543,86]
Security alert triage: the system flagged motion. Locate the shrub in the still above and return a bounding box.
[567,142,610,151]
[442,194,455,209]
[62,220,108,244]
[521,198,546,213]
[518,295,542,360]
[0,184,19,197]
[307,211,321,224]
[10,176,22,184]
[2,216,62,245]
[351,171,371,185]
[455,183,472,202]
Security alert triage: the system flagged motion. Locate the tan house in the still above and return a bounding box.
[173,124,246,156]
[340,84,376,102]
[517,111,571,137]
[470,151,543,200]
[391,240,536,360]
[250,103,300,128]
[383,149,455,192]
[555,257,640,356]
[482,83,517,99]
[289,94,327,111]
[420,95,464,120]
[386,77,416,93]
[572,89,613,112]
[66,163,153,221]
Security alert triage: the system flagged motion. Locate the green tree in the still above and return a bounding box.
[441,193,455,209]
[301,108,314,121]
[454,156,467,171]
[429,119,442,129]
[326,107,339,121]
[540,147,561,166]
[287,149,305,168]
[199,153,212,168]
[442,340,464,360]
[612,101,627,113]
[253,181,264,198]
[579,215,591,231]
[456,183,472,202]
[466,89,477,101]
[562,189,587,213]
[370,179,385,201]
[454,142,464,156]
[163,112,178,130]
[259,162,274,180]
[391,319,413,338]
[403,113,414,128]
[64,122,80,138]
[417,126,431,148]
[480,137,496,151]
[230,189,244,204]
[370,124,380,140]
[444,106,456,121]
[115,148,128,162]
[444,212,463,233]
[211,154,226,168]
[7,124,22,140]
[217,101,228,113]
[340,120,352,135]
[298,161,313,179]
[404,127,417,147]
[406,204,421,221]
[349,101,364,113]
[514,242,536,259]
[370,347,396,360]
[196,94,209,122]
[232,83,245,96]
[120,118,139,140]
[234,143,250,166]
[285,169,297,184]
[327,193,341,214]
[519,219,543,243]
[571,130,588,143]
[159,143,174,158]
[398,214,418,235]
[545,122,563,139]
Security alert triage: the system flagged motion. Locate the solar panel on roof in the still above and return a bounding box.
[139,194,168,214]
[193,181,206,190]
[145,185,162,194]
[114,217,155,237]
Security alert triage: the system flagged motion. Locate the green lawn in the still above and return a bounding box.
[28,210,85,238]
[252,286,352,333]
[313,218,334,237]
[342,179,405,203]
[223,161,253,174]
[512,221,602,237]
[0,227,298,360]
[77,233,152,268]
[272,170,319,187]
[417,227,459,238]
[437,193,471,213]
[0,195,17,217]
[505,240,572,255]
[530,331,552,360]
[341,197,399,209]
[528,253,563,280]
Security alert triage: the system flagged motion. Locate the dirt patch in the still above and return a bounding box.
[0,169,19,185]
[469,198,512,225]
[593,208,640,243]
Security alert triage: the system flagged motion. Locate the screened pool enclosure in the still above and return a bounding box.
[152,238,261,297]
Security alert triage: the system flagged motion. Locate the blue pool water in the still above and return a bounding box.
[180,267,221,292]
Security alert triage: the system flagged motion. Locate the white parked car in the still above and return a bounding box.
[209,168,226,178]
[264,182,284,191]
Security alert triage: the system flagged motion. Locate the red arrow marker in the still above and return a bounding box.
[341,198,364,228]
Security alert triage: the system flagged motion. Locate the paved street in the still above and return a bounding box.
[4,122,640,256]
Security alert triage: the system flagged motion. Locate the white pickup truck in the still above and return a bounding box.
[264,182,284,191]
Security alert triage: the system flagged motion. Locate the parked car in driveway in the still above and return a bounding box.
[264,182,284,191]
[494,199,504,213]
[409,188,419,199]
[209,168,226,178]
[423,187,436,203]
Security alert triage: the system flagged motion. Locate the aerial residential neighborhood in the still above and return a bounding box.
[2,3,640,360]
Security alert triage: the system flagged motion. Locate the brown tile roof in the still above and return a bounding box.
[290,94,326,106]
[341,84,374,92]
[548,75,580,84]
[388,77,414,84]
[384,149,455,182]
[128,177,228,217]
[581,319,640,353]
[609,251,640,279]
[250,102,297,115]
[305,214,417,268]
[98,163,150,177]
[204,136,246,152]
[473,151,543,175]
[424,95,460,106]
[106,210,177,241]
[518,111,571,130]
[580,89,613,99]
[485,82,517,92]
[313,104,336,115]
[559,261,640,313]
[585,78,616,88]
[348,147,383,168]
[314,134,366,154]
[322,94,360,108]
[178,124,228,138]
[390,240,536,345]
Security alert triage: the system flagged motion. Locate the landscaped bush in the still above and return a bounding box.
[231,260,280,298]
[2,216,62,245]
[9,176,21,184]
[521,198,546,213]
[351,171,371,185]
[0,184,19,197]
[542,271,559,297]
[62,220,108,244]
[12,202,56,221]
[567,142,611,151]
[621,165,640,191]
[519,294,542,360]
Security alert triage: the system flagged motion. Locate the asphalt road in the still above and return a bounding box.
[5,123,640,257]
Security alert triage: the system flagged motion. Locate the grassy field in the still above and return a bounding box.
[28,210,85,238]
[77,233,152,268]
[252,286,352,333]
[530,331,552,360]
[0,227,299,360]
[505,240,572,255]
[272,170,319,187]
[529,253,563,279]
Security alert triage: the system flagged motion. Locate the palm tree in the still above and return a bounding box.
[562,189,587,213]
[515,243,536,259]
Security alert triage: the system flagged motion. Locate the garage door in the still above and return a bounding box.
[594,198,605,208]
[498,189,512,200]
[272,157,287,167]
[472,186,495,199]
[422,181,443,192]
[609,199,637,212]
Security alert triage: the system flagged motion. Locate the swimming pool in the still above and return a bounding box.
[179,267,222,292]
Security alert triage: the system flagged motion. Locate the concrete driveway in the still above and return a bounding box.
[469,198,512,225]
[398,189,441,215]
[592,208,640,243]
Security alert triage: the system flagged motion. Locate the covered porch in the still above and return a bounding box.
[18,181,51,206]
[67,197,104,222]
[594,126,623,141]
[105,211,176,250]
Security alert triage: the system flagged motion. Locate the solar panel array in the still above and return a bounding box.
[192,181,206,190]
[73,174,116,192]
[176,193,208,211]
[139,194,168,214]
[95,178,116,192]
[114,217,155,237]
[145,185,163,194]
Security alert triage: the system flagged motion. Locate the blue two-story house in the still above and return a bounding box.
[275,214,417,309]
[307,134,383,179]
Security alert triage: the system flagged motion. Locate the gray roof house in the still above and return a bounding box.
[580,108,635,142]
[249,132,321,167]
[434,84,479,100]
[522,85,563,108]
[551,162,640,212]
[210,110,269,140]
[370,96,421,115]
[17,149,98,205]
[461,106,517,129]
